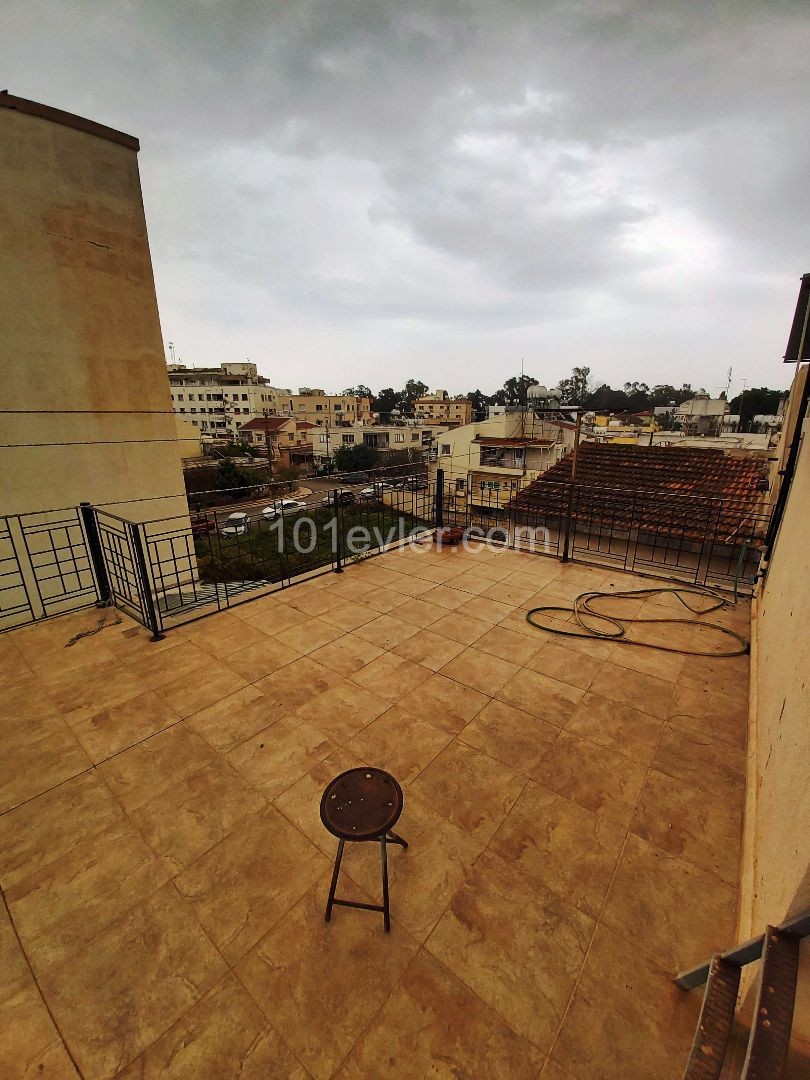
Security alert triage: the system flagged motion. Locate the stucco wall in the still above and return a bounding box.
[0,97,187,523]
[740,364,809,1070]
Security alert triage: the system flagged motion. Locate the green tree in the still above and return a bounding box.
[728,387,788,427]
[333,443,380,470]
[465,388,491,420]
[342,385,373,397]
[496,374,539,406]
[403,379,429,402]
[558,366,592,406]
[215,458,254,493]
[372,387,401,417]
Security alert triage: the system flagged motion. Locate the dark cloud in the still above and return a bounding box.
[4,0,808,391]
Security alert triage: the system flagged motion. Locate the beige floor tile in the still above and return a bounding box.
[474,624,542,665]
[128,757,267,875]
[358,585,410,613]
[227,715,336,799]
[602,833,738,971]
[531,730,648,827]
[274,617,345,655]
[527,642,604,691]
[66,690,181,764]
[39,883,226,1080]
[588,660,675,719]
[285,588,342,618]
[352,613,419,650]
[606,639,686,682]
[175,805,327,964]
[410,742,525,843]
[340,793,484,941]
[385,573,437,598]
[676,649,749,696]
[349,706,451,785]
[430,611,491,646]
[490,782,625,918]
[481,581,538,607]
[427,849,593,1050]
[388,597,448,628]
[449,571,497,596]
[455,595,515,625]
[653,724,746,798]
[319,599,379,632]
[158,661,248,720]
[100,725,222,813]
[254,656,341,712]
[420,584,469,610]
[551,924,700,1080]
[400,671,489,735]
[235,884,419,1080]
[0,974,78,1079]
[564,691,663,763]
[6,818,168,976]
[631,769,742,886]
[41,656,148,717]
[120,641,211,692]
[0,771,125,889]
[459,698,558,773]
[497,667,584,726]
[668,682,747,748]
[181,613,270,660]
[222,637,301,683]
[117,974,308,1079]
[309,633,384,676]
[440,646,520,696]
[339,950,545,1079]
[187,684,275,753]
[0,713,90,814]
[293,680,389,743]
[274,749,372,856]
[391,628,466,670]
[243,602,310,636]
[351,652,431,701]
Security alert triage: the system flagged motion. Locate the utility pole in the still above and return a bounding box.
[263,409,274,479]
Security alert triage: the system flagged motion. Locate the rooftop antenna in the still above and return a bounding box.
[168,341,176,364]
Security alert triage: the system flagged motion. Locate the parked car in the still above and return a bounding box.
[358,485,382,501]
[321,489,356,506]
[221,511,250,536]
[339,472,369,484]
[262,499,307,520]
[191,516,216,537]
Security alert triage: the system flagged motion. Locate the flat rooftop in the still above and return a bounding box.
[0,545,748,1079]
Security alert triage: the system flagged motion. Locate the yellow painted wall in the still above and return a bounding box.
[740,364,809,1072]
[0,96,187,523]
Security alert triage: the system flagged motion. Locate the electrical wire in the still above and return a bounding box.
[525,586,749,657]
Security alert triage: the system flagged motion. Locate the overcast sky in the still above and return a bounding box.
[6,1,808,396]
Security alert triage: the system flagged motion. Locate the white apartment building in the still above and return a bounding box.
[166,362,290,438]
[308,422,440,464]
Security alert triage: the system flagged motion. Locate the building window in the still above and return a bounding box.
[179,408,186,413]
[188,394,195,401]
[190,408,197,414]
[299,404,306,411]
[411,432,419,441]
[316,404,323,412]
[232,393,238,400]
[206,394,212,401]
[440,443,451,456]
[201,421,208,429]
[333,404,342,411]
[342,434,354,444]
[319,434,328,443]
[455,479,465,492]
[177,393,184,401]
[242,394,248,401]
[394,433,405,442]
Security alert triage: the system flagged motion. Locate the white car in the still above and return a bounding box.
[358,485,381,501]
[262,499,307,520]
[221,511,250,537]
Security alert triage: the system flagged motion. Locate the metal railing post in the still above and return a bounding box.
[79,502,112,606]
[561,482,574,562]
[128,521,165,641]
[435,468,445,528]
[333,490,344,573]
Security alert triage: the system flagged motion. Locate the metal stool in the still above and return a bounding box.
[320,767,408,932]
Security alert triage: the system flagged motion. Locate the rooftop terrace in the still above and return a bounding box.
[0,543,749,1079]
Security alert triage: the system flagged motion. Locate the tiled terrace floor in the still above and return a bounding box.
[0,544,750,1079]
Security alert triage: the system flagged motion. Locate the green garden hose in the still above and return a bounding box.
[525,586,749,657]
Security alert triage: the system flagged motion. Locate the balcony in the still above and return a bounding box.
[0,543,748,1078]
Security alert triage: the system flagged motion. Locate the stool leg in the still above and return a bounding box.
[387,830,408,849]
[380,834,390,932]
[325,839,345,923]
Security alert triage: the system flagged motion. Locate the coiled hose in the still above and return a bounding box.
[525,586,749,657]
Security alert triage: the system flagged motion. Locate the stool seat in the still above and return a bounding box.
[320,768,403,842]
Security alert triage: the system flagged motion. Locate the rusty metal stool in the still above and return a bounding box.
[320,767,408,932]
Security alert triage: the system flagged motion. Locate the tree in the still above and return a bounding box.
[215,458,254,493]
[403,379,429,403]
[342,385,372,398]
[499,374,539,407]
[728,387,788,428]
[333,443,379,470]
[587,384,630,412]
[373,387,401,417]
[465,389,491,420]
[558,366,592,406]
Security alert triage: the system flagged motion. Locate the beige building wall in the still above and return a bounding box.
[740,363,809,1071]
[279,390,373,428]
[175,417,203,460]
[415,394,473,426]
[0,93,187,524]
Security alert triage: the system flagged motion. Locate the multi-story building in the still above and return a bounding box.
[236,416,315,470]
[432,412,576,511]
[584,410,659,444]
[278,388,373,428]
[166,362,289,439]
[414,390,472,427]
[675,394,729,436]
[308,422,439,465]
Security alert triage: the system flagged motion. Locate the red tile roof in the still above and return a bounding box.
[474,437,556,447]
[238,416,293,432]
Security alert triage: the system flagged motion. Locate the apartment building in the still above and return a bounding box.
[279,388,373,428]
[308,422,437,464]
[433,412,575,510]
[584,410,659,444]
[414,389,472,427]
[237,416,315,470]
[167,362,289,438]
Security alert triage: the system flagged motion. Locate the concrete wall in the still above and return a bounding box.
[0,94,187,524]
[740,363,810,1071]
